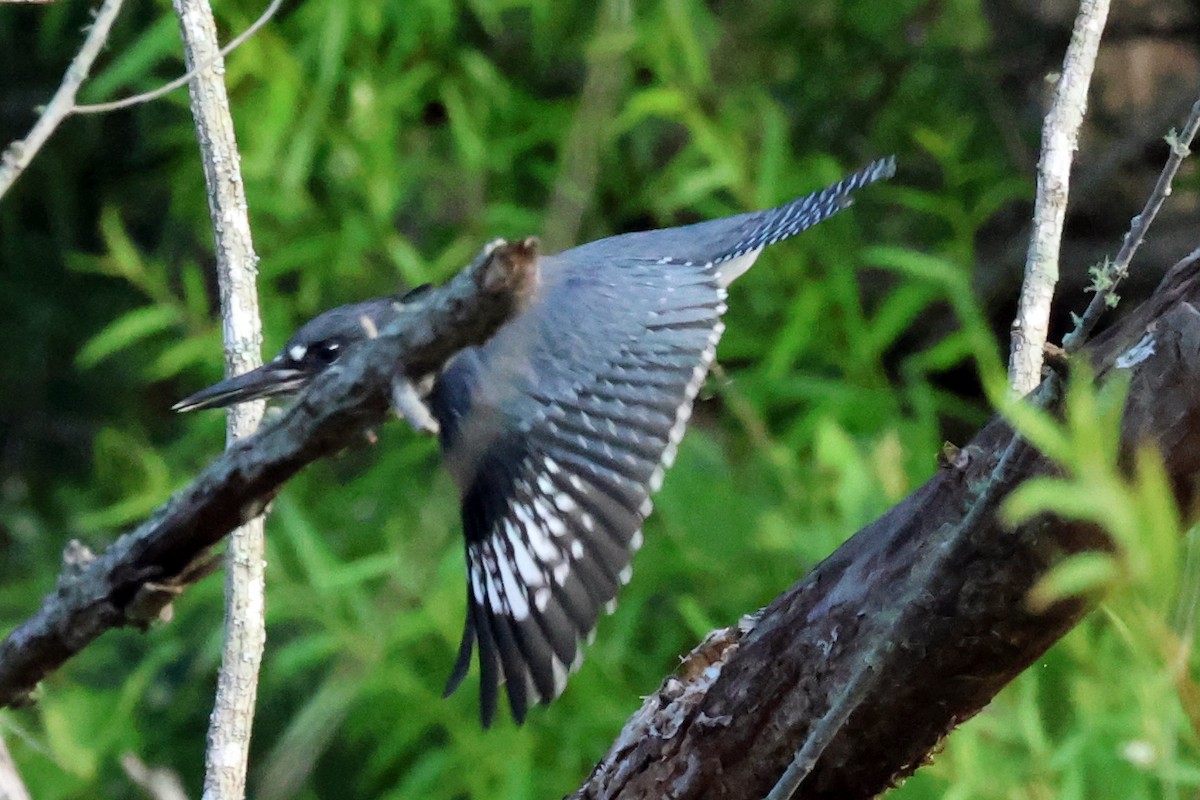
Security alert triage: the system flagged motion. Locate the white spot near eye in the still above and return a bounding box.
[289,345,307,362]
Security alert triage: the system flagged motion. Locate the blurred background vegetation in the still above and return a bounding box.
[2,0,1199,797]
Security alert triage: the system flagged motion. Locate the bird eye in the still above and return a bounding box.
[310,341,341,365]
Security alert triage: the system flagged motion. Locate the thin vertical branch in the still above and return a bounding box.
[0,735,31,800]
[171,0,267,798]
[1008,0,1110,394]
[0,0,125,200]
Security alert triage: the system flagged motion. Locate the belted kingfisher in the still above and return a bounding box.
[174,157,895,726]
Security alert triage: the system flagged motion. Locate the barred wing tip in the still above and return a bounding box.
[446,460,653,726]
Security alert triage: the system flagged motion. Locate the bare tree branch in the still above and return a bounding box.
[169,0,267,795]
[0,0,125,200]
[0,0,283,210]
[763,8,1125,793]
[1063,98,1200,351]
[1009,0,1110,393]
[0,239,540,712]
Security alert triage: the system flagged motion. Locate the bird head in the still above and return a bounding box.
[172,294,420,413]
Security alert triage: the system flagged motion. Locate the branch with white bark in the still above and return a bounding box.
[1008,0,1110,394]
[170,0,268,795]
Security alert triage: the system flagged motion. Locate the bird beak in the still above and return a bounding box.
[172,362,310,412]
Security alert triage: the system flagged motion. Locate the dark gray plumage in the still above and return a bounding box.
[174,157,895,726]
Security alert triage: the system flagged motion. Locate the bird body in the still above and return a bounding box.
[174,156,895,725]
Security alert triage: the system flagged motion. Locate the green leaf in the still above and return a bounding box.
[1028,552,1120,612]
[144,330,221,380]
[75,305,181,369]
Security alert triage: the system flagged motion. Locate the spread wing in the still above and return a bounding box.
[431,256,724,726]
[429,157,894,725]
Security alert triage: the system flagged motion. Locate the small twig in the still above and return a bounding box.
[1008,0,1110,394]
[74,0,284,115]
[0,0,281,206]
[0,0,126,200]
[1062,98,1200,352]
[169,0,268,796]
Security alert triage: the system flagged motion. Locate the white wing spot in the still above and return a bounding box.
[506,521,545,590]
[468,550,487,606]
[482,553,506,615]
[494,544,530,621]
[551,657,570,697]
[629,529,645,552]
[514,502,559,563]
[532,497,567,537]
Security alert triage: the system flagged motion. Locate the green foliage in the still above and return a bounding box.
[1001,367,1183,610]
[1,1,1196,798]
[924,367,1200,800]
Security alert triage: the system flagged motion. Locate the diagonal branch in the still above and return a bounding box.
[1063,97,1200,351]
[0,0,285,206]
[0,0,126,200]
[0,239,540,711]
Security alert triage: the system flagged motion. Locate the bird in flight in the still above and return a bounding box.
[175,156,895,726]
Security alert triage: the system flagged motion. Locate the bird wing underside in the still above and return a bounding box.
[433,259,727,726]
